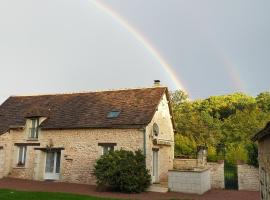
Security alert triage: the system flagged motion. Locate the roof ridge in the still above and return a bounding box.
[10,86,166,98]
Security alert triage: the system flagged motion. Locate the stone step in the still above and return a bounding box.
[147,184,168,193]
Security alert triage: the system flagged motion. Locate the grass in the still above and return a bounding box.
[0,189,120,200]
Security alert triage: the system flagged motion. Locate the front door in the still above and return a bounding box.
[152,150,159,183]
[44,151,61,180]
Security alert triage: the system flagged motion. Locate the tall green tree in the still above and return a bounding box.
[170,90,270,166]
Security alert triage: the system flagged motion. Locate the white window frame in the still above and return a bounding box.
[98,143,116,156]
[29,118,39,139]
[17,146,27,166]
[102,145,114,155]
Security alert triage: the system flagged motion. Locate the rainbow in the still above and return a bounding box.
[90,0,187,92]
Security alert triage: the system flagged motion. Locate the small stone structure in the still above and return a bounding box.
[237,163,259,191]
[168,168,211,194]
[172,153,225,190]
[169,147,212,194]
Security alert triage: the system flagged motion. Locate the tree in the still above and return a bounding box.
[170,90,269,165]
[256,92,270,112]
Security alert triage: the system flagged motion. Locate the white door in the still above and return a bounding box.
[44,151,61,180]
[152,150,159,183]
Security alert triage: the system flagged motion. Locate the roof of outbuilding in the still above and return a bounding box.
[0,87,170,134]
[252,122,270,141]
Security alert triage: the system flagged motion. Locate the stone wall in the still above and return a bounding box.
[173,159,198,170]
[207,161,225,189]
[237,164,259,191]
[0,148,4,178]
[258,135,270,200]
[168,169,211,194]
[0,128,144,184]
[145,93,174,182]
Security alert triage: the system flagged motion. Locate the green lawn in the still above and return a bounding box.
[0,189,120,200]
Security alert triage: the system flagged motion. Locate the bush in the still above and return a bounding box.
[94,149,151,193]
[246,143,259,167]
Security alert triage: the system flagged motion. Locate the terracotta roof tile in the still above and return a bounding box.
[0,87,167,133]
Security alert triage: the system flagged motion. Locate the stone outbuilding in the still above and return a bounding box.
[252,122,270,200]
[0,86,174,185]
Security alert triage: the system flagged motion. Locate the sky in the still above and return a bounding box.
[0,0,269,103]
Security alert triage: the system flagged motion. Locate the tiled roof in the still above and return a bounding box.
[252,122,270,141]
[0,87,168,134]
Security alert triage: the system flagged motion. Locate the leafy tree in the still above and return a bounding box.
[175,134,197,158]
[225,144,248,165]
[256,92,270,112]
[170,90,270,167]
[170,90,188,107]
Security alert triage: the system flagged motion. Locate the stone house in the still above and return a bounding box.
[252,122,270,200]
[0,86,174,185]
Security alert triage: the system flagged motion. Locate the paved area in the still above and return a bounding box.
[0,178,260,200]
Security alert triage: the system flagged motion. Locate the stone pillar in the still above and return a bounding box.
[197,146,207,168]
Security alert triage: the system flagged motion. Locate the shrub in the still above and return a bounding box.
[246,143,259,167]
[94,149,151,193]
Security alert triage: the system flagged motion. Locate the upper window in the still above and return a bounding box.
[29,118,39,139]
[17,146,27,166]
[107,111,120,118]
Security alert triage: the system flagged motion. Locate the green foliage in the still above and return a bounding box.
[246,143,259,167]
[207,146,219,162]
[94,149,151,193]
[225,144,248,165]
[256,92,270,112]
[171,90,270,167]
[175,134,196,158]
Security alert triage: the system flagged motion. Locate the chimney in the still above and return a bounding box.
[153,80,161,87]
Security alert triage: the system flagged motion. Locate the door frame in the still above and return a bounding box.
[44,151,61,180]
[152,149,159,183]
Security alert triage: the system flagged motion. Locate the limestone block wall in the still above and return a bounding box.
[237,164,259,191]
[259,135,270,175]
[173,159,197,170]
[3,128,144,185]
[0,132,13,178]
[258,135,270,200]
[0,148,4,178]
[207,161,225,189]
[145,94,174,182]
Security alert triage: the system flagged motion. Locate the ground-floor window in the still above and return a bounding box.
[98,143,116,155]
[17,146,27,166]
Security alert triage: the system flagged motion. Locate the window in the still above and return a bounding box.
[17,146,27,166]
[107,111,120,118]
[98,143,116,155]
[102,145,114,155]
[29,118,39,139]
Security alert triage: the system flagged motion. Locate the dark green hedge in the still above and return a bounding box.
[94,149,151,193]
